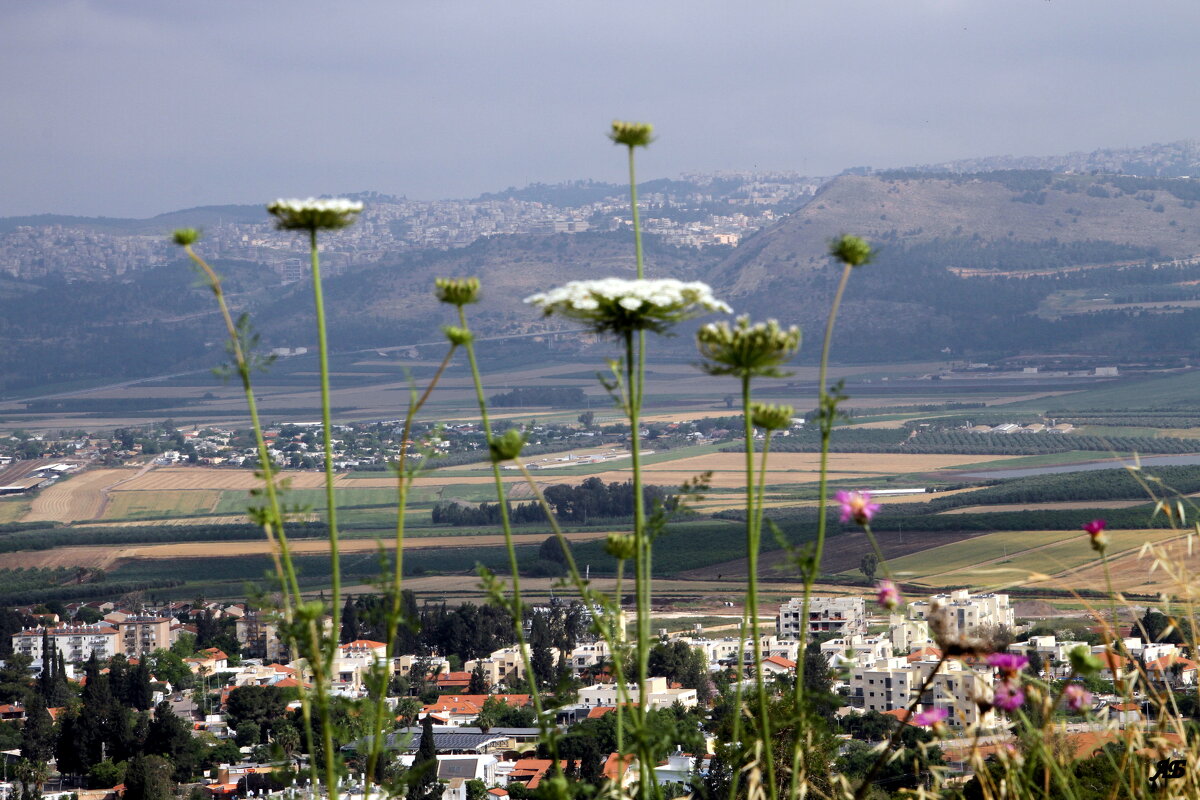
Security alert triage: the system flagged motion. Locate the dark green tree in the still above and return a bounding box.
[19,694,56,763]
[467,663,488,695]
[859,553,878,581]
[123,754,174,800]
[146,701,201,782]
[409,716,444,800]
[341,597,359,645]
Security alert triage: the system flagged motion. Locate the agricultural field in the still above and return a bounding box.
[879,527,1183,591]
[24,468,138,523]
[102,489,222,520]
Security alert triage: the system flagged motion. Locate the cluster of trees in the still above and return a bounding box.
[488,387,586,408]
[432,479,671,528]
[339,594,519,665]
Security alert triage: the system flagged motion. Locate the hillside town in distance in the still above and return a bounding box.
[0,173,821,281]
[0,584,1186,799]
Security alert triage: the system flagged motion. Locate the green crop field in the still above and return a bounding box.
[103,490,222,520]
[880,527,1181,589]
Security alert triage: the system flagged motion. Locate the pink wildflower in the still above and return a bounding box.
[836,490,880,526]
[1083,519,1108,553]
[1064,684,1092,713]
[912,707,948,728]
[876,580,902,611]
[993,679,1025,712]
[987,652,1030,677]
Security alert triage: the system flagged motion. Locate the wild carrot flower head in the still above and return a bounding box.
[1064,683,1092,713]
[876,580,902,611]
[609,120,655,148]
[524,278,730,335]
[912,707,947,728]
[750,402,795,432]
[993,678,1025,712]
[697,316,801,378]
[267,197,363,231]
[1083,519,1108,553]
[829,235,874,267]
[435,277,481,307]
[987,652,1029,677]
[836,490,880,526]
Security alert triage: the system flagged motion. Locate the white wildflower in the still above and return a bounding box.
[525,278,731,334]
[267,197,364,231]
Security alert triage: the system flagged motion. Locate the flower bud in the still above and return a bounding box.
[489,429,525,463]
[1069,645,1103,676]
[609,120,654,148]
[435,277,481,306]
[751,402,794,432]
[829,235,873,267]
[605,533,637,560]
[172,228,201,247]
[442,326,473,346]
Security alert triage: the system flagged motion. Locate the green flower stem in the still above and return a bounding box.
[183,243,318,788]
[513,461,634,761]
[456,306,554,761]
[365,346,456,788]
[740,375,777,800]
[182,245,299,602]
[309,228,343,641]
[792,258,854,800]
[623,327,656,796]
[627,146,645,280]
[307,227,342,800]
[727,604,750,800]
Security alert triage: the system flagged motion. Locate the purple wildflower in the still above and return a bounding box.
[836,490,880,526]
[1064,684,1092,713]
[993,679,1025,712]
[987,652,1030,677]
[876,580,902,611]
[1083,519,1108,553]
[912,707,948,727]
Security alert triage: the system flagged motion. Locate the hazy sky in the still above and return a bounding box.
[4,1,1200,217]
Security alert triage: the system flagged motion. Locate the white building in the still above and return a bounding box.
[849,654,995,729]
[578,676,697,710]
[821,635,892,670]
[12,624,118,664]
[907,590,1013,638]
[777,596,866,639]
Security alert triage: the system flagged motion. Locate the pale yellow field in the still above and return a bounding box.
[24,469,138,523]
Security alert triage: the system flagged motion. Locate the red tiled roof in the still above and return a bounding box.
[762,656,796,669]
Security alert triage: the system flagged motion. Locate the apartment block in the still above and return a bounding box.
[11,624,118,664]
[115,616,171,658]
[906,590,1013,638]
[777,596,866,639]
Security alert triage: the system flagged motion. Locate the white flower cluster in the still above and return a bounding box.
[267,197,364,231]
[525,278,731,334]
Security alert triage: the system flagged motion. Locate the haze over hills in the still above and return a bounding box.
[7,141,1200,396]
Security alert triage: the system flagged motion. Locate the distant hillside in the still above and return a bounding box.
[705,171,1200,364]
[0,204,266,235]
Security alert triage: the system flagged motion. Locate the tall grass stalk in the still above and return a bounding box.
[453,302,556,765]
[363,345,457,793]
